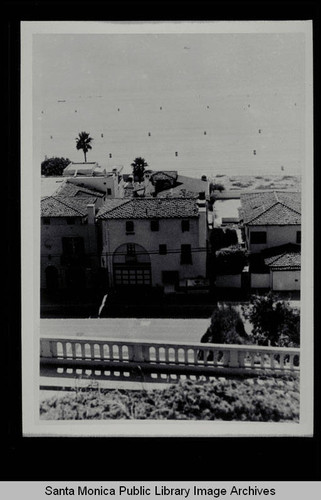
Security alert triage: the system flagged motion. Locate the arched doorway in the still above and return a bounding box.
[113,243,151,287]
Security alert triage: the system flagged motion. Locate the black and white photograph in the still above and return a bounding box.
[21,20,313,437]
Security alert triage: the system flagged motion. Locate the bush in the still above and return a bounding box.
[40,376,299,422]
[242,293,300,347]
[215,245,247,274]
[41,157,70,176]
[201,305,248,345]
[210,228,238,251]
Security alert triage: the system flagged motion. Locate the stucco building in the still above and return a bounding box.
[96,195,208,291]
[41,186,105,290]
[62,162,125,198]
[239,191,301,291]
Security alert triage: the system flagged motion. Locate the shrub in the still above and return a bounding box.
[215,245,247,274]
[210,228,238,251]
[242,293,300,347]
[200,305,248,346]
[41,157,70,176]
[40,376,300,422]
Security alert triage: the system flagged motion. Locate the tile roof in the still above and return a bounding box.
[158,189,198,199]
[263,244,301,270]
[97,197,199,220]
[55,181,105,198]
[240,191,301,225]
[41,196,96,217]
[150,170,178,181]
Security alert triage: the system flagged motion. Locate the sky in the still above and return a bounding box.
[32,27,308,177]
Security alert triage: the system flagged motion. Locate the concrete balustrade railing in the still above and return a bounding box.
[40,336,300,377]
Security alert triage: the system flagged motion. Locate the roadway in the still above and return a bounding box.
[40,318,212,343]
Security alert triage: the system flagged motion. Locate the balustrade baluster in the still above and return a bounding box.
[71,342,77,359]
[222,350,229,367]
[260,353,265,368]
[184,349,188,364]
[62,342,68,358]
[193,348,198,365]
[270,353,275,369]
[279,353,285,369]
[238,351,245,368]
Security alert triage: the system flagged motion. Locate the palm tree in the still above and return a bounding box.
[75,131,93,162]
[131,157,148,183]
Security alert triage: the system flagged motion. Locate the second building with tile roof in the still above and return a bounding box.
[240,190,301,254]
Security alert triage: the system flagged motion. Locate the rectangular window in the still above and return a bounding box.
[296,231,301,244]
[107,188,112,195]
[250,231,267,244]
[151,220,159,232]
[181,220,190,232]
[62,237,84,255]
[126,221,134,233]
[180,244,192,265]
[43,218,50,225]
[67,217,76,225]
[61,237,85,264]
[159,244,167,255]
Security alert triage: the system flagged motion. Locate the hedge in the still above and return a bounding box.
[40,376,299,422]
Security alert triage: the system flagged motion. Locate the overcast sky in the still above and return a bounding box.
[33,28,308,176]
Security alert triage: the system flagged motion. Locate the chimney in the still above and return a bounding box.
[197,191,206,207]
[197,192,207,248]
[87,204,95,225]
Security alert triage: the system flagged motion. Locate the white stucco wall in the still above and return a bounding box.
[101,216,207,287]
[67,174,123,198]
[272,270,301,291]
[248,225,301,253]
[250,273,270,288]
[41,218,99,288]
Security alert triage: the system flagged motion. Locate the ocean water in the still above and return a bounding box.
[36,90,304,179]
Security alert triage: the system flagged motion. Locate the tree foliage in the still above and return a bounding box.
[201,305,248,345]
[210,228,238,251]
[242,292,300,347]
[215,244,247,274]
[131,157,148,182]
[75,131,93,162]
[41,157,70,176]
